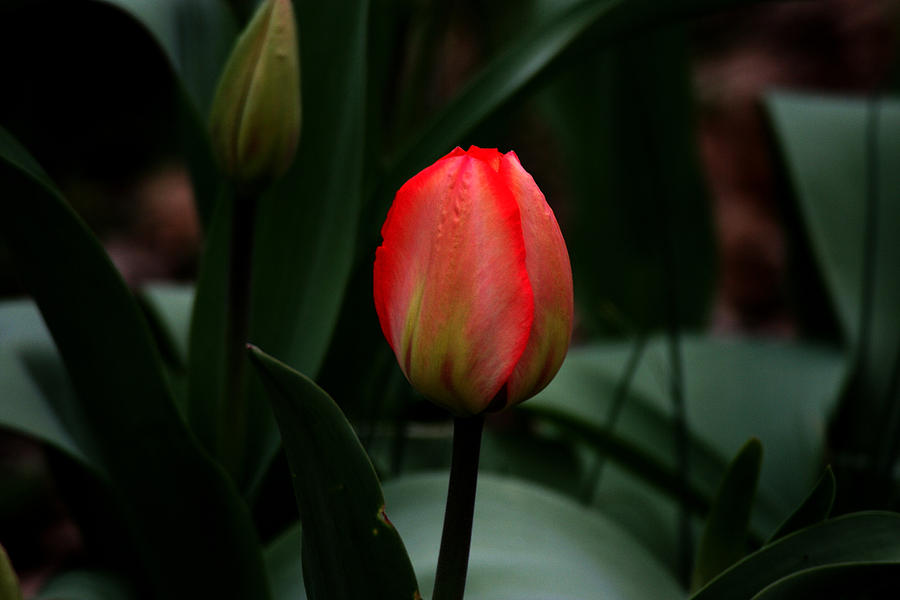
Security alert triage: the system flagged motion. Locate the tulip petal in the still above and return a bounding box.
[374,150,534,414]
[500,151,574,406]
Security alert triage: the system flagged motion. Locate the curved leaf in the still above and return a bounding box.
[35,570,136,600]
[0,300,100,470]
[200,0,371,490]
[750,562,900,600]
[248,345,420,600]
[266,473,683,600]
[766,92,900,488]
[692,438,763,591]
[264,524,306,600]
[767,466,835,543]
[94,0,236,115]
[524,337,845,545]
[92,0,236,222]
[691,512,900,599]
[137,283,194,368]
[249,0,369,376]
[766,93,900,346]
[185,190,236,474]
[0,128,270,600]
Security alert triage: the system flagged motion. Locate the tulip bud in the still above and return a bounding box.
[374,146,574,416]
[209,0,301,190]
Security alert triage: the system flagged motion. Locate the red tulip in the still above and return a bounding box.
[374,146,573,416]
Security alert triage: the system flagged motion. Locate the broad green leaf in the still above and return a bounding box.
[249,0,368,375]
[93,0,236,223]
[185,190,235,473]
[365,422,584,495]
[36,570,136,600]
[0,544,22,600]
[136,283,194,368]
[692,438,763,591]
[248,345,420,600]
[266,473,683,600]
[690,512,900,599]
[136,284,194,412]
[767,466,835,543]
[264,524,307,600]
[766,93,900,345]
[527,392,715,512]
[585,461,695,574]
[750,562,900,600]
[0,128,270,600]
[766,93,900,489]
[525,337,845,542]
[94,0,235,115]
[186,0,371,491]
[0,300,100,470]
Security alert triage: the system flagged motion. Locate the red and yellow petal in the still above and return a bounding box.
[374,148,535,415]
[500,151,574,406]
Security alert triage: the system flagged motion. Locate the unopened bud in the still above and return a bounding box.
[209,0,301,190]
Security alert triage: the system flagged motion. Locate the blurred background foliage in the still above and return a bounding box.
[2,0,900,598]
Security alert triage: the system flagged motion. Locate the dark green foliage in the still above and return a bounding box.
[0,129,271,600]
[248,346,420,600]
[691,438,763,591]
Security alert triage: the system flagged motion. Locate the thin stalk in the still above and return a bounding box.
[432,414,485,600]
[658,161,692,584]
[221,190,258,478]
[666,319,692,587]
[858,95,880,406]
[580,334,648,504]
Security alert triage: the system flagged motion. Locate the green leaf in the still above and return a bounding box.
[94,0,236,115]
[0,128,270,600]
[185,190,236,473]
[264,524,307,600]
[136,283,194,369]
[266,473,684,600]
[0,300,101,470]
[527,390,715,512]
[767,466,835,543]
[93,0,236,223]
[0,543,22,600]
[690,512,900,599]
[184,0,372,491]
[692,438,763,591]
[249,0,368,377]
[35,570,136,600]
[765,93,900,345]
[766,92,900,488]
[248,345,420,600]
[524,337,845,546]
[750,562,900,600]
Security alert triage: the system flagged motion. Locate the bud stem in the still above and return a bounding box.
[221,189,258,477]
[433,413,485,600]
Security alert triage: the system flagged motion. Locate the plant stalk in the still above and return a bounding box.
[432,414,485,600]
[222,189,258,478]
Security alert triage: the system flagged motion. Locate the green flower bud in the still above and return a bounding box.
[209,0,301,190]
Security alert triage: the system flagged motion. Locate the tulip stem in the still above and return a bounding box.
[433,414,485,600]
[222,189,258,478]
